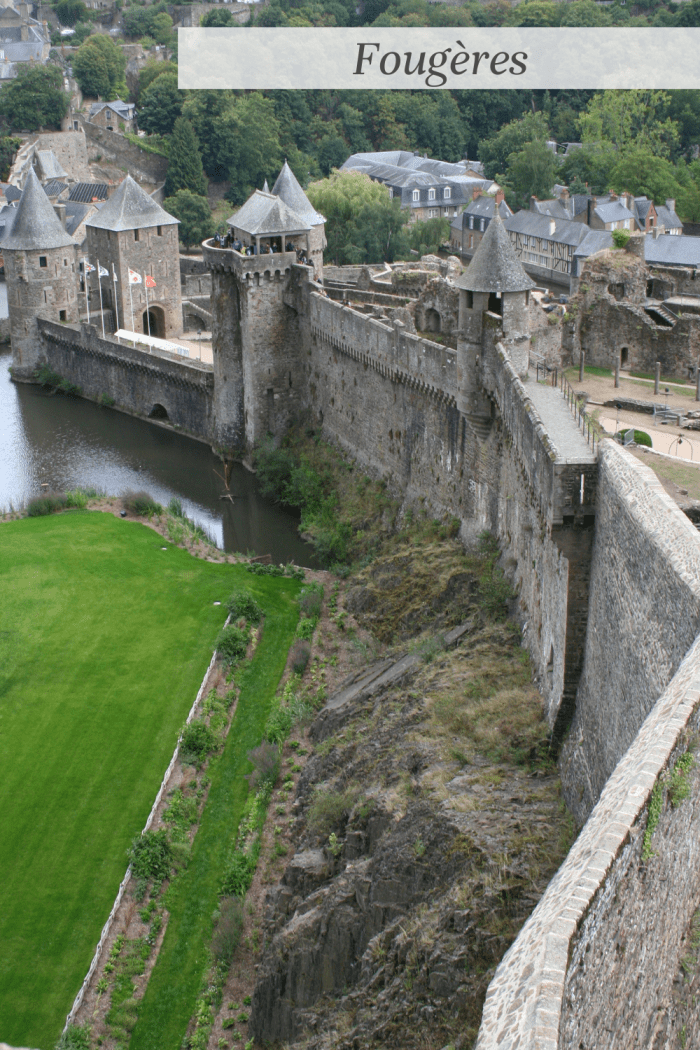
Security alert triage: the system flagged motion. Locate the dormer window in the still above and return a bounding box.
[412,189,419,202]
[444,187,451,199]
[428,188,436,201]
[468,216,474,229]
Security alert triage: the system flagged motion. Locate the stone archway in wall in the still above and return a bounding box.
[149,403,169,420]
[142,305,166,339]
[424,307,441,333]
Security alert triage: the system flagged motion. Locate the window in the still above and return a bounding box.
[479,218,485,231]
[468,216,474,229]
[388,188,393,198]
[444,186,451,199]
[523,236,529,248]
[63,258,68,266]
[134,229,139,241]
[157,225,162,236]
[428,188,436,201]
[429,208,438,218]
[39,256,47,267]
[412,189,419,202]
[59,309,66,321]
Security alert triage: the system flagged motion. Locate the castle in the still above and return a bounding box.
[7,165,700,1050]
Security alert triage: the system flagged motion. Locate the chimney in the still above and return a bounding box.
[472,187,481,200]
[20,22,27,40]
[549,218,556,236]
[530,195,538,212]
[587,196,597,225]
[53,202,66,229]
[560,186,570,201]
[609,192,617,202]
[495,188,504,205]
[666,198,676,214]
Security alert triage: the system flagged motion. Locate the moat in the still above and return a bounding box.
[0,346,316,564]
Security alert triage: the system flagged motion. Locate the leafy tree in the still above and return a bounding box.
[505,0,562,24]
[54,0,89,26]
[560,142,618,195]
[134,58,177,103]
[507,138,559,202]
[409,217,450,255]
[675,0,700,23]
[72,21,93,45]
[665,91,700,157]
[578,89,678,158]
[138,72,182,135]
[200,7,235,24]
[150,11,173,45]
[478,111,550,179]
[0,135,19,180]
[317,134,347,175]
[73,34,126,98]
[306,169,410,264]
[609,148,683,203]
[164,117,207,196]
[0,65,68,131]
[163,189,214,249]
[558,0,612,24]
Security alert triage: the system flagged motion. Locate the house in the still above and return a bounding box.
[341,150,499,223]
[88,100,137,134]
[503,210,592,283]
[571,230,700,284]
[449,189,511,255]
[0,2,50,74]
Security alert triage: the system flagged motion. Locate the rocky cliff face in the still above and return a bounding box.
[250,550,575,1050]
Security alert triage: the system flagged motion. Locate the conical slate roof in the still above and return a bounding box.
[262,179,269,193]
[85,174,179,232]
[3,168,75,251]
[455,209,534,294]
[272,161,325,227]
[228,190,310,237]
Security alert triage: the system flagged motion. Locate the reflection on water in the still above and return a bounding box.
[0,347,317,565]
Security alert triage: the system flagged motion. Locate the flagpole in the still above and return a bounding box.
[112,264,120,333]
[128,277,135,345]
[83,258,90,324]
[97,260,105,339]
[144,273,151,337]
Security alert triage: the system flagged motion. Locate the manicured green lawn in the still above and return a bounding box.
[129,571,300,1050]
[0,513,246,1049]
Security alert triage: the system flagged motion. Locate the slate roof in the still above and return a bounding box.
[35,150,68,181]
[634,196,654,225]
[69,182,108,203]
[3,168,75,250]
[89,99,134,120]
[5,184,20,202]
[43,179,68,198]
[85,174,178,231]
[451,196,511,231]
[655,203,683,232]
[455,210,534,294]
[228,190,310,237]
[272,161,325,226]
[341,151,494,209]
[572,230,613,264]
[0,203,15,242]
[2,40,43,62]
[65,202,89,237]
[644,234,700,267]
[531,198,571,220]
[504,210,591,248]
[594,200,635,224]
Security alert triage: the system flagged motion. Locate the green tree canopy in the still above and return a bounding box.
[478,110,550,178]
[200,8,235,25]
[409,216,450,255]
[163,190,214,249]
[306,169,410,265]
[73,34,126,98]
[505,0,561,24]
[578,89,679,158]
[54,0,89,26]
[506,138,559,202]
[0,65,68,131]
[608,148,683,203]
[138,72,183,135]
[558,0,612,24]
[150,11,173,45]
[134,58,177,103]
[164,117,207,197]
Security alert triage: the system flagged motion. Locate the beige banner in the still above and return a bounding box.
[178,28,700,91]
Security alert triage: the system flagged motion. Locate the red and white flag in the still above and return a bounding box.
[128,269,142,284]
[145,275,156,289]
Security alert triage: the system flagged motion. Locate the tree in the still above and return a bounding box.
[505,0,561,24]
[507,139,559,202]
[609,148,683,203]
[134,58,177,103]
[163,190,214,249]
[306,169,410,265]
[478,111,550,179]
[578,90,679,158]
[200,8,235,25]
[150,11,173,45]
[317,134,347,176]
[55,0,89,25]
[0,65,68,131]
[165,117,207,197]
[138,73,182,136]
[73,34,126,98]
[409,217,450,255]
[558,0,612,24]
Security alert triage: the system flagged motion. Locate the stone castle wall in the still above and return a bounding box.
[77,117,168,186]
[35,318,214,440]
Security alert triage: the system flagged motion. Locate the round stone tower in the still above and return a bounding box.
[4,167,78,377]
[271,161,326,281]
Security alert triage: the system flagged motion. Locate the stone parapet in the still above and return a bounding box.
[203,241,298,280]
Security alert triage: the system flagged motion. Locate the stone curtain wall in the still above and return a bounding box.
[78,118,168,185]
[475,627,700,1050]
[561,441,700,823]
[37,319,214,441]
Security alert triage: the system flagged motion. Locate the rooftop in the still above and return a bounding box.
[85,175,178,232]
[455,210,534,294]
[3,168,75,251]
[228,189,310,237]
[272,161,325,226]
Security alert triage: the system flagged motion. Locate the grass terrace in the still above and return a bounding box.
[0,512,295,1049]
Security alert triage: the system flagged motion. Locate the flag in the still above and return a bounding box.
[98,265,108,277]
[128,269,142,284]
[145,275,156,289]
[83,260,95,273]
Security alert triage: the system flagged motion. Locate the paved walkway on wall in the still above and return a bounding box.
[527,380,597,464]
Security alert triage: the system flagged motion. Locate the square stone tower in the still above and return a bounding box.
[4,167,78,376]
[85,175,181,339]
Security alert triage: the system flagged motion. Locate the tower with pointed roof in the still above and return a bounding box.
[5,168,78,375]
[454,210,534,431]
[85,175,181,339]
[272,161,326,280]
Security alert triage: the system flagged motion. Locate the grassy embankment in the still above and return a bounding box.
[0,511,297,1049]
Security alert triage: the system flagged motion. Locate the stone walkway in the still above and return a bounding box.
[527,380,597,464]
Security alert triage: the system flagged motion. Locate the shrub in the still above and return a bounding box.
[168,497,184,517]
[65,489,89,509]
[264,702,293,744]
[296,617,316,640]
[245,740,280,790]
[211,896,244,964]
[220,850,256,897]
[127,829,173,881]
[180,719,217,766]
[290,639,311,675]
[55,1024,91,1050]
[252,438,297,502]
[226,591,263,624]
[299,584,322,619]
[618,428,652,448]
[612,228,630,249]
[216,624,249,667]
[27,492,68,517]
[308,786,358,835]
[121,490,163,516]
